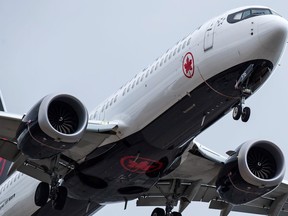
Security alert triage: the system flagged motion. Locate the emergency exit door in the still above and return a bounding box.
[204,22,215,51]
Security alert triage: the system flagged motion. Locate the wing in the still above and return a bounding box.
[209,181,288,216]
[136,142,288,216]
[0,111,118,182]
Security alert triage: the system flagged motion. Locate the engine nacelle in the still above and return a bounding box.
[216,140,285,205]
[16,93,88,159]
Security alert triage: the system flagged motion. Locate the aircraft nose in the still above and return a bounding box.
[258,17,288,54]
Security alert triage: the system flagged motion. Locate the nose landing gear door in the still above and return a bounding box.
[204,21,215,51]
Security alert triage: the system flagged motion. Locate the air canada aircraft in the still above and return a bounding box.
[0,5,288,216]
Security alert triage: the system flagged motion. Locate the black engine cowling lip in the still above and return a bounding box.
[238,140,285,187]
[38,93,88,143]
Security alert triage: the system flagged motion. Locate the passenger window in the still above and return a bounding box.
[155,62,159,70]
[182,40,187,49]
[146,70,149,77]
[160,58,164,66]
[164,54,169,63]
[136,76,141,85]
[187,37,191,46]
[168,52,172,59]
[173,47,177,56]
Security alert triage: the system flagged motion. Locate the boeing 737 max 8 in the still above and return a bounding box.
[0,5,288,216]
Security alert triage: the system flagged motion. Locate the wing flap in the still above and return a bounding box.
[0,138,20,162]
[138,179,288,215]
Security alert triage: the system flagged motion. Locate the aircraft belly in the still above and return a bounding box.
[64,59,273,203]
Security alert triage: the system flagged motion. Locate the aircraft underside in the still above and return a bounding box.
[64,59,273,204]
[1,5,288,216]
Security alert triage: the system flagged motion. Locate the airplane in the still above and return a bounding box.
[0,5,288,216]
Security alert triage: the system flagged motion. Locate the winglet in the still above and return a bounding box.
[0,90,7,112]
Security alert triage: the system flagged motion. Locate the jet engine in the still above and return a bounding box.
[16,93,88,159]
[216,140,285,205]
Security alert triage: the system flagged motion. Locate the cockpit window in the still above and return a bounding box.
[227,8,272,24]
[242,10,251,19]
[251,9,271,16]
[233,12,242,21]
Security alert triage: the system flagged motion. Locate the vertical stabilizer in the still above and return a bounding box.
[0,157,12,184]
[0,90,11,184]
[0,90,6,112]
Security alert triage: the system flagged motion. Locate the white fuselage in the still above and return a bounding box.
[1,6,287,216]
[89,8,287,146]
[0,172,39,216]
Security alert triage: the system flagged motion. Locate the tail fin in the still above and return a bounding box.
[0,158,12,184]
[0,92,11,184]
[0,90,6,112]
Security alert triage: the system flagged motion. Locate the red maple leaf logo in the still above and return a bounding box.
[120,156,163,174]
[182,52,194,78]
[184,57,193,73]
[127,160,156,172]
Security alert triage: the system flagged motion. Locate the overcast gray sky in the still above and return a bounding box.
[0,1,287,216]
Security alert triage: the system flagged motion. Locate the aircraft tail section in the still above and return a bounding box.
[0,90,6,112]
[0,91,11,184]
[0,157,12,184]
